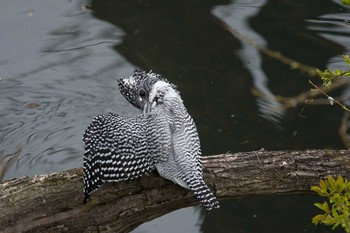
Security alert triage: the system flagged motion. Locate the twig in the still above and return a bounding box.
[308,79,350,112]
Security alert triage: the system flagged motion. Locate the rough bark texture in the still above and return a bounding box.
[0,149,349,233]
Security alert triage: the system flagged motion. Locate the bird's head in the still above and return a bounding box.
[118,69,179,113]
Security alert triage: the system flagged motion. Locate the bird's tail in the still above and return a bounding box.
[184,176,220,210]
[83,150,104,203]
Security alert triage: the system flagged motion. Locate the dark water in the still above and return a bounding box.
[0,0,349,232]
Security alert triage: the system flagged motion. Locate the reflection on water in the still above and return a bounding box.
[212,0,286,125]
[0,0,349,233]
[0,0,136,179]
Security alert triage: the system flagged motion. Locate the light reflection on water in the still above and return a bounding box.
[0,0,136,179]
[212,0,286,125]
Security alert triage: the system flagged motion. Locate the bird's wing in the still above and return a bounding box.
[83,113,155,202]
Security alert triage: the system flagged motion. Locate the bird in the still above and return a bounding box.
[83,69,220,210]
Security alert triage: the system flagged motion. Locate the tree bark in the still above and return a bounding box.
[0,149,349,233]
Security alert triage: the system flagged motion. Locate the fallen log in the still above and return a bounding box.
[0,149,349,233]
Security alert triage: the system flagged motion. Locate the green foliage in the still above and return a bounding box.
[316,54,350,87]
[312,54,350,112]
[311,176,350,232]
[342,0,350,5]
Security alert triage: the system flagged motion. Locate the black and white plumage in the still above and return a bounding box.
[83,69,219,210]
[83,112,171,202]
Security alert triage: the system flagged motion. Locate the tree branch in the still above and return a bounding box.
[1,149,349,233]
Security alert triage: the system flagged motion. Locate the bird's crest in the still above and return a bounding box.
[118,69,179,111]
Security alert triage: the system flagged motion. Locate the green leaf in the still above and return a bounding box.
[342,0,350,6]
[332,193,342,205]
[334,176,344,191]
[328,176,336,184]
[312,214,325,224]
[347,182,350,191]
[314,202,330,212]
[323,202,330,212]
[332,221,342,230]
[323,215,336,225]
[336,176,344,184]
[344,54,350,64]
[320,179,328,190]
[333,69,343,75]
[332,208,339,218]
[314,202,324,211]
[311,185,322,193]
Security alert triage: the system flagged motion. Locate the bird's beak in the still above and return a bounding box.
[143,101,151,114]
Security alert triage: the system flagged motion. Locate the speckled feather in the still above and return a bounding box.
[118,69,220,210]
[83,69,219,210]
[83,112,171,202]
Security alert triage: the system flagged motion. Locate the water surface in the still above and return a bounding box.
[0,0,349,232]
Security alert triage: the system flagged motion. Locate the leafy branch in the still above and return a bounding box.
[311,176,350,232]
[310,54,350,112]
[316,54,350,87]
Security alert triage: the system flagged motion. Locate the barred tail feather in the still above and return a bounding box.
[185,176,220,210]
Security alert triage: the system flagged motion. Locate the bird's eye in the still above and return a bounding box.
[139,89,146,97]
